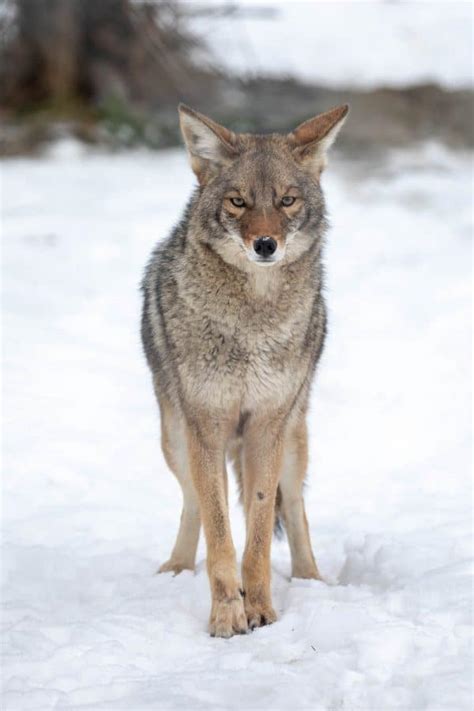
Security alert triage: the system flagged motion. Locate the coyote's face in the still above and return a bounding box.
[179,104,348,269]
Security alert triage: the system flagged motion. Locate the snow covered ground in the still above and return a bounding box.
[1,140,472,710]
[191,0,473,89]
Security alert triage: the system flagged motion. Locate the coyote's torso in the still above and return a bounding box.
[141,104,347,637]
[142,212,326,418]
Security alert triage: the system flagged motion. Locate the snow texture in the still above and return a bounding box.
[2,140,472,710]
[191,0,473,89]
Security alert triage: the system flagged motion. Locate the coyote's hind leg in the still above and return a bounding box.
[156,392,201,574]
[279,418,321,580]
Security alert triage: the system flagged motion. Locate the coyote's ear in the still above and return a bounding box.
[178,104,238,184]
[289,104,349,174]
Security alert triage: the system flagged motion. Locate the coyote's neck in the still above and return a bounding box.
[245,265,286,299]
[186,237,318,305]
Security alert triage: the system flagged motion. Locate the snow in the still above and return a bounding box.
[190,0,473,89]
[2,140,472,709]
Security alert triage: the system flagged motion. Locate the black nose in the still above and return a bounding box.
[253,236,277,259]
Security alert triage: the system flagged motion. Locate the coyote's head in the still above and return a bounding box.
[179,103,348,269]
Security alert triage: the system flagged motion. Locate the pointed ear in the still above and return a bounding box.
[178,104,238,184]
[289,104,349,174]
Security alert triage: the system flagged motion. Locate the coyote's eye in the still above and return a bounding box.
[230,197,246,208]
[281,196,296,207]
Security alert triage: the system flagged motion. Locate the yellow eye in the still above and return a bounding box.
[281,196,296,207]
[230,197,246,208]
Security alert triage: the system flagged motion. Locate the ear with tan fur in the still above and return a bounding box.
[178,104,238,184]
[289,104,349,174]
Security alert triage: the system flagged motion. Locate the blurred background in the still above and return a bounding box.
[1,2,473,710]
[0,0,472,155]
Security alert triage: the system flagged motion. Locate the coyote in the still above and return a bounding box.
[141,103,348,637]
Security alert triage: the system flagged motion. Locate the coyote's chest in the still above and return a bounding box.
[175,295,312,411]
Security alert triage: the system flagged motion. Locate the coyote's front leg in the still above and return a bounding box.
[241,415,285,629]
[186,417,247,638]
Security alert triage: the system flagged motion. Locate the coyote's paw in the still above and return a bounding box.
[245,600,277,630]
[209,594,248,638]
[157,559,194,576]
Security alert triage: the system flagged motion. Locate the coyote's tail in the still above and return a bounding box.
[273,485,285,539]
